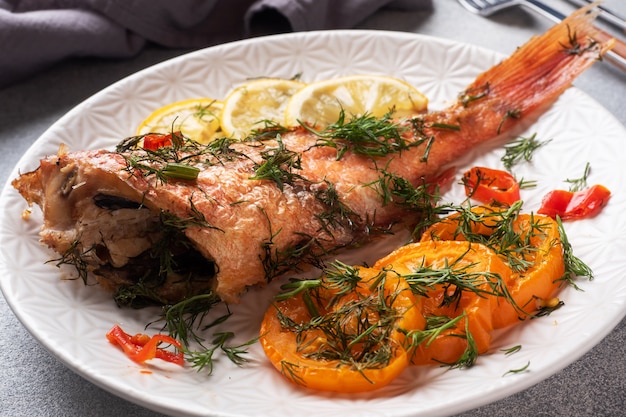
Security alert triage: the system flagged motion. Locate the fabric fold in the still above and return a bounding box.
[0,0,432,87]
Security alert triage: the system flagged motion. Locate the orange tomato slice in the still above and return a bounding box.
[260,265,424,392]
[374,240,512,366]
[419,206,565,329]
[490,214,564,328]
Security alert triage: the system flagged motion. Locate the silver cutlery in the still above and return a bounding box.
[458,0,626,71]
[564,0,626,31]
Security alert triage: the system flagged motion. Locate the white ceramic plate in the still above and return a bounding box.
[1,30,625,417]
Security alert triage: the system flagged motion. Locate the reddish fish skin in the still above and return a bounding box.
[13,5,611,305]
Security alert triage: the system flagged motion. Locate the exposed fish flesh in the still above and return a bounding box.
[12,6,611,306]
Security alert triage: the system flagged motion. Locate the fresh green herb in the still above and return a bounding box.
[161,162,200,180]
[425,201,546,274]
[162,293,224,346]
[458,83,490,107]
[48,238,93,285]
[561,26,598,55]
[249,136,304,190]
[556,216,593,289]
[449,317,479,369]
[503,361,530,376]
[403,315,464,350]
[280,360,306,386]
[497,109,522,134]
[275,263,401,375]
[430,122,461,131]
[533,296,565,317]
[405,312,479,369]
[364,165,451,238]
[113,281,170,308]
[259,211,328,281]
[399,250,513,309]
[304,109,412,159]
[244,120,291,142]
[565,162,591,192]
[501,133,551,171]
[518,178,538,190]
[186,331,258,374]
[313,179,360,234]
[501,345,522,355]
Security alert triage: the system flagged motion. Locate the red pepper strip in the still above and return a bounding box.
[462,166,521,206]
[538,184,611,220]
[106,325,184,366]
[142,132,174,150]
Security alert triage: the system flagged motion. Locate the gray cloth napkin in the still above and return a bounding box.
[0,0,432,87]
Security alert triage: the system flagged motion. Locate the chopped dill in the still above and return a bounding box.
[399,250,513,309]
[458,83,490,107]
[497,109,522,134]
[561,26,598,55]
[249,135,304,190]
[501,133,551,171]
[403,315,464,350]
[556,216,593,289]
[565,162,591,192]
[501,345,522,355]
[303,109,412,159]
[48,238,93,285]
[503,361,530,376]
[274,263,402,375]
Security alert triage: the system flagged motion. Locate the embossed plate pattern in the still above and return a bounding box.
[1,30,625,417]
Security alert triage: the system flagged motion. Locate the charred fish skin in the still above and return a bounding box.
[12,5,611,306]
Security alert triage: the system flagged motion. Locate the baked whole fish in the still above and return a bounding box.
[12,6,612,307]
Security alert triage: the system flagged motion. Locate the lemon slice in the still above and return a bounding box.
[136,98,223,144]
[220,78,306,138]
[284,74,428,129]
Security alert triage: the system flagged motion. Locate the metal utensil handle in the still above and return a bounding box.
[564,0,626,31]
[524,0,626,71]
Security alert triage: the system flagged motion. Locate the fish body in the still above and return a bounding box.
[13,6,610,306]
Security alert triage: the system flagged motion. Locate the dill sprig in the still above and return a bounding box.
[186,331,258,374]
[249,136,304,190]
[116,131,251,183]
[160,293,258,374]
[364,164,453,238]
[501,345,522,355]
[497,109,522,134]
[425,201,545,273]
[565,162,591,192]
[402,315,464,350]
[274,263,404,375]
[503,361,530,376]
[48,238,93,285]
[162,293,223,346]
[403,312,479,368]
[458,83,490,107]
[244,120,291,142]
[449,317,479,369]
[556,216,593,289]
[399,250,512,309]
[303,109,412,159]
[561,26,598,55]
[501,133,551,171]
[313,179,361,234]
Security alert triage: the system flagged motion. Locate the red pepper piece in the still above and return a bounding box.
[106,325,184,366]
[462,166,521,206]
[142,133,174,150]
[538,184,611,220]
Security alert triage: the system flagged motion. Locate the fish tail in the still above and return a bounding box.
[453,3,613,136]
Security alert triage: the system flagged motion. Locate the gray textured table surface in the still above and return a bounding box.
[1,1,625,416]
